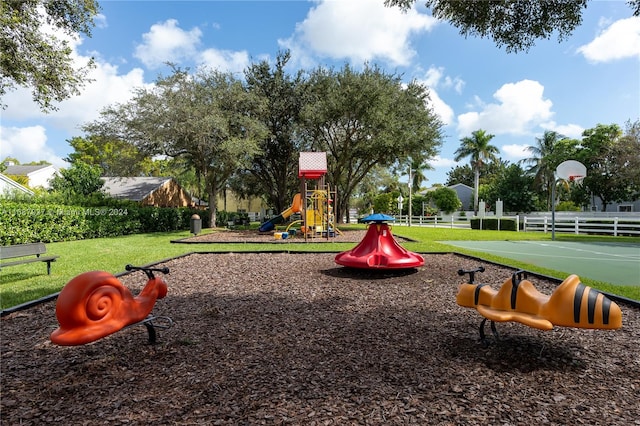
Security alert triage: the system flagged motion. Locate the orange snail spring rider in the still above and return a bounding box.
[51,265,172,346]
[456,267,622,345]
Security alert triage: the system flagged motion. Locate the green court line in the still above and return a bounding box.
[442,240,640,286]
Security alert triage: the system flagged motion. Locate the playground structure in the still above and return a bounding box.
[50,265,172,346]
[258,193,303,233]
[335,213,424,269]
[456,266,622,345]
[259,152,341,240]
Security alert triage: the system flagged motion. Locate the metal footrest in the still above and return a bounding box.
[140,315,174,344]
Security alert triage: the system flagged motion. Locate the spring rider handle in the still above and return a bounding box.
[125,264,170,279]
[457,266,485,284]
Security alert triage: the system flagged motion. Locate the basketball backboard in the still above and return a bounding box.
[555,160,586,182]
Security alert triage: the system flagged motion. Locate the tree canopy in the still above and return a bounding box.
[385,0,640,52]
[520,130,578,210]
[50,162,104,197]
[83,66,267,226]
[65,135,152,177]
[431,186,461,214]
[578,124,629,211]
[243,51,307,213]
[1,0,99,111]
[484,163,538,213]
[617,120,640,200]
[301,64,443,223]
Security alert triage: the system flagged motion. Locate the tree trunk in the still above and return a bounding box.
[208,187,217,228]
[473,167,480,215]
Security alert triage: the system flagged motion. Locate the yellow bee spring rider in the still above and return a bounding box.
[456,267,622,346]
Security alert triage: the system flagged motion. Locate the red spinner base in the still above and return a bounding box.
[335,214,424,269]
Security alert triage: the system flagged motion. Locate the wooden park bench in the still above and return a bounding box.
[0,243,59,275]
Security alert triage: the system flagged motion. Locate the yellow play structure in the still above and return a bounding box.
[290,189,340,238]
[260,152,341,239]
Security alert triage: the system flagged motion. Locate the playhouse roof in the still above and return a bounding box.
[298,152,327,179]
[361,213,396,223]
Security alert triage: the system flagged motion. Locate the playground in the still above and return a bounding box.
[2,252,639,424]
[257,151,342,241]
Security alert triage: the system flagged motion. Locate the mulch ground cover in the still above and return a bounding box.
[2,230,639,425]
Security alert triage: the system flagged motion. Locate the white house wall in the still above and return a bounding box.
[28,167,59,189]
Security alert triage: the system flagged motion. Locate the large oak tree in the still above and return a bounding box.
[301,64,443,223]
[242,51,308,213]
[84,67,267,226]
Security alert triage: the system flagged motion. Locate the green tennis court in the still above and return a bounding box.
[442,240,640,286]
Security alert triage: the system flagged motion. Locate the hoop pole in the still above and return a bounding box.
[552,178,557,241]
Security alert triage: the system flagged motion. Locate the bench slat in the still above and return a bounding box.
[1,256,59,268]
[1,243,47,259]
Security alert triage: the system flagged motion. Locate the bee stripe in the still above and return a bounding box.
[587,288,598,324]
[474,284,488,305]
[573,283,587,323]
[602,296,611,325]
[510,277,521,310]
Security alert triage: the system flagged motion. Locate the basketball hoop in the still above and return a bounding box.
[568,175,585,185]
[556,160,586,182]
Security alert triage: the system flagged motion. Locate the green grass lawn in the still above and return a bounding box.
[1,226,638,310]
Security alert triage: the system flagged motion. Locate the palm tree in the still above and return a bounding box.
[520,130,565,211]
[454,129,499,214]
[409,155,433,193]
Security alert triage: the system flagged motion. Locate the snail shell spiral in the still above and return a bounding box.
[85,283,126,322]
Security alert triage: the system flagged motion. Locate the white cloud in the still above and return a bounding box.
[540,122,585,139]
[416,66,464,126]
[0,126,65,167]
[94,13,108,29]
[501,144,529,160]
[426,90,455,126]
[2,58,149,133]
[134,19,203,68]
[279,0,437,66]
[429,155,458,168]
[577,16,640,62]
[423,66,465,94]
[53,65,148,131]
[134,19,254,74]
[199,48,251,74]
[457,80,553,137]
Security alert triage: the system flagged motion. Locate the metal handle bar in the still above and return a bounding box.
[125,264,170,279]
[457,266,485,284]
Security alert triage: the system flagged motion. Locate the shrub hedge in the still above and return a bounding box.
[470,217,518,231]
[0,201,211,245]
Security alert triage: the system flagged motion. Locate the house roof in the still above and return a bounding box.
[0,173,34,195]
[447,183,473,190]
[420,183,473,197]
[102,177,174,201]
[4,164,55,176]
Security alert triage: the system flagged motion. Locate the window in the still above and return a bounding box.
[618,205,632,212]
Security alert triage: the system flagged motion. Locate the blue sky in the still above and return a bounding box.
[1,0,639,186]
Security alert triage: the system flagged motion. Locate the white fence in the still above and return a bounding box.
[394,215,474,229]
[522,216,640,236]
[392,213,640,237]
